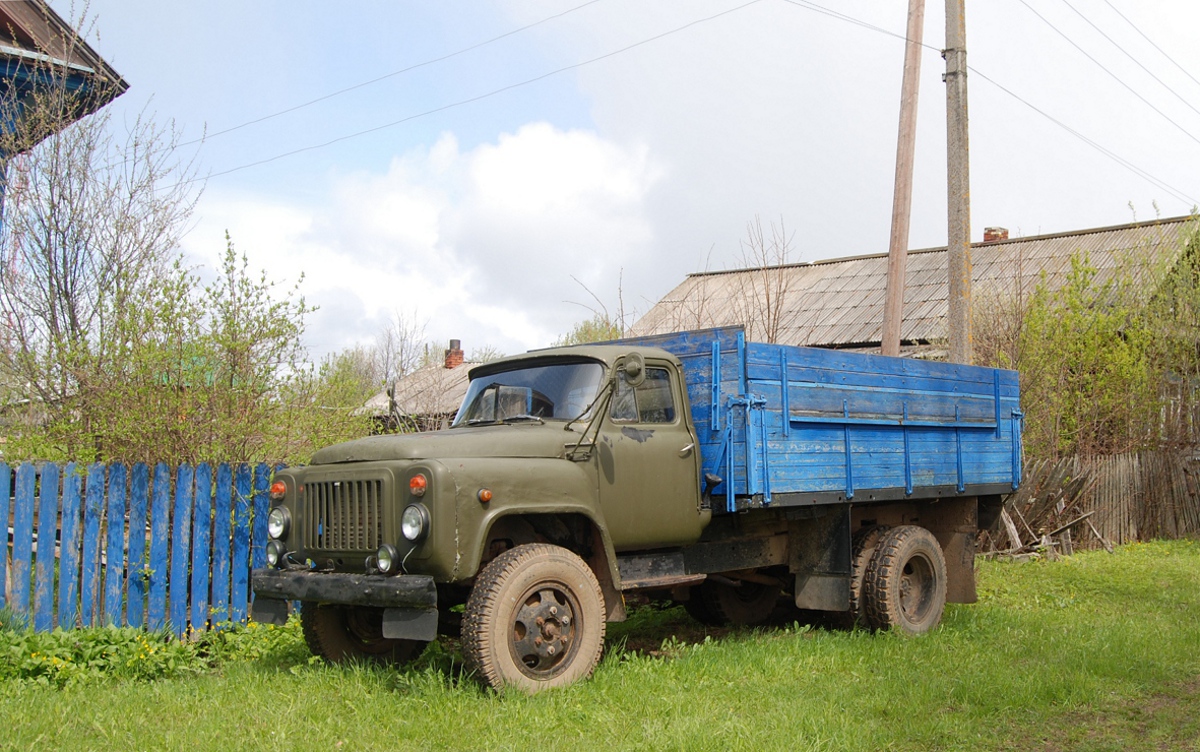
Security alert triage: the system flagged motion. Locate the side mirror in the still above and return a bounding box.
[621,353,646,387]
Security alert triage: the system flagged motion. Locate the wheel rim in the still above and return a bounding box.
[344,608,394,655]
[509,584,581,679]
[898,553,936,624]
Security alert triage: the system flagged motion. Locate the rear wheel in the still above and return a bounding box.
[463,544,606,692]
[300,602,427,665]
[849,525,889,626]
[861,525,947,634]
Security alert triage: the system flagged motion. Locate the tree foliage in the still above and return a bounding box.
[554,313,622,347]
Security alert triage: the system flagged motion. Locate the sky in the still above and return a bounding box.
[73,0,1200,362]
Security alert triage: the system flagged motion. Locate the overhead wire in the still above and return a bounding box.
[182,0,767,186]
[1101,0,1200,93]
[180,0,606,148]
[781,0,1197,207]
[1054,0,1200,120]
[1015,0,1200,149]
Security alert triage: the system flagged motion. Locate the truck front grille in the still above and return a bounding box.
[304,479,385,551]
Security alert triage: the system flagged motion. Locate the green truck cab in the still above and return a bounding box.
[252,328,1022,692]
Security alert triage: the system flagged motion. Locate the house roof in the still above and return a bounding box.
[631,215,1197,351]
[360,360,479,419]
[0,0,127,132]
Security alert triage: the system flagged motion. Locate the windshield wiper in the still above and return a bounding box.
[466,418,500,426]
[503,414,545,424]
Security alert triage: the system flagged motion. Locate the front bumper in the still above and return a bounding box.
[250,569,439,641]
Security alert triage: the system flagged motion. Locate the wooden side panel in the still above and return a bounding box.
[126,464,150,628]
[0,464,8,611]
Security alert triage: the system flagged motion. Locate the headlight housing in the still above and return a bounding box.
[401,504,430,542]
[265,540,287,568]
[376,544,399,574]
[267,506,290,540]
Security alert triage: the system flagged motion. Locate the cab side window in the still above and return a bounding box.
[611,367,677,423]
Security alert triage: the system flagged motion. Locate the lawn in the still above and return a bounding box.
[3,540,1199,751]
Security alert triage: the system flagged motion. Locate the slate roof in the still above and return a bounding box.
[631,215,1197,352]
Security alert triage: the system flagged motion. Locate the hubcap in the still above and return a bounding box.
[898,554,935,622]
[511,586,577,677]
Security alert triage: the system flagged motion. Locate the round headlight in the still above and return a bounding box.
[376,544,399,574]
[401,504,429,542]
[266,540,286,567]
[267,506,290,540]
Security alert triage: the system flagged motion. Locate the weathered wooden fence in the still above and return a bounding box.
[984,449,1200,554]
[1,462,274,636]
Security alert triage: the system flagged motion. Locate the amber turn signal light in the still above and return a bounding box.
[269,481,286,501]
[477,488,493,503]
[410,474,428,497]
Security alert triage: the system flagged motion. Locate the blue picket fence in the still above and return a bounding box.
[1,461,276,636]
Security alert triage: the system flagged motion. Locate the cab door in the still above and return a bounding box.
[595,358,707,551]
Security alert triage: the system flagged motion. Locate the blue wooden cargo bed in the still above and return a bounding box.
[617,327,1022,513]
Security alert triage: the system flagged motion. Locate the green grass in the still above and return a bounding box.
[3,540,1200,751]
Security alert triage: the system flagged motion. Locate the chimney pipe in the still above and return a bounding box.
[444,339,464,369]
[983,226,1008,242]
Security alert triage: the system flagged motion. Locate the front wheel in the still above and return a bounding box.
[300,602,427,665]
[861,525,947,634]
[462,544,606,692]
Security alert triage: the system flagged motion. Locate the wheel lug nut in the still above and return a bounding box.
[562,616,570,626]
[548,645,555,655]
[535,637,542,645]
[549,606,558,615]
[536,617,544,625]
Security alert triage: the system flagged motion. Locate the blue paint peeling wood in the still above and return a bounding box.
[191,464,213,632]
[34,463,59,631]
[0,463,9,611]
[147,463,172,631]
[230,465,252,623]
[11,464,35,618]
[169,464,194,637]
[250,464,270,575]
[81,464,105,627]
[103,464,128,627]
[211,463,233,622]
[126,464,150,628]
[57,463,82,630]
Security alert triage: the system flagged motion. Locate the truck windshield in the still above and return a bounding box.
[453,361,605,426]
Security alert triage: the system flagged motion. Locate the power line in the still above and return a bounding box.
[180,0,606,149]
[1101,0,1200,93]
[184,0,766,186]
[781,0,1197,206]
[1055,0,1200,120]
[1015,0,1200,149]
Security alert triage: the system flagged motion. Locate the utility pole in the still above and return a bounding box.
[881,0,926,357]
[945,0,972,364]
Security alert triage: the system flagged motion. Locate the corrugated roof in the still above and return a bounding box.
[631,215,1197,349]
[360,361,477,419]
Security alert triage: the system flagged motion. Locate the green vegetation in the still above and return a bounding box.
[4,541,1198,750]
[975,222,1200,460]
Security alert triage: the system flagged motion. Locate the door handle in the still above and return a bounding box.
[678,443,695,458]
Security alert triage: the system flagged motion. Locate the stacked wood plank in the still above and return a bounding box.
[981,449,1200,555]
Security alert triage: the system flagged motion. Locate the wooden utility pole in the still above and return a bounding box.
[945,0,973,364]
[881,0,926,357]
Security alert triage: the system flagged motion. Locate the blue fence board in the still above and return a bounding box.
[191,464,213,631]
[81,464,105,627]
[211,464,233,623]
[11,464,35,618]
[169,464,194,637]
[57,464,82,630]
[103,464,128,627]
[34,463,60,631]
[147,464,172,631]
[231,465,252,624]
[126,463,151,628]
[0,463,8,611]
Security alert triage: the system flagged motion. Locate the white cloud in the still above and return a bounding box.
[181,122,662,361]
